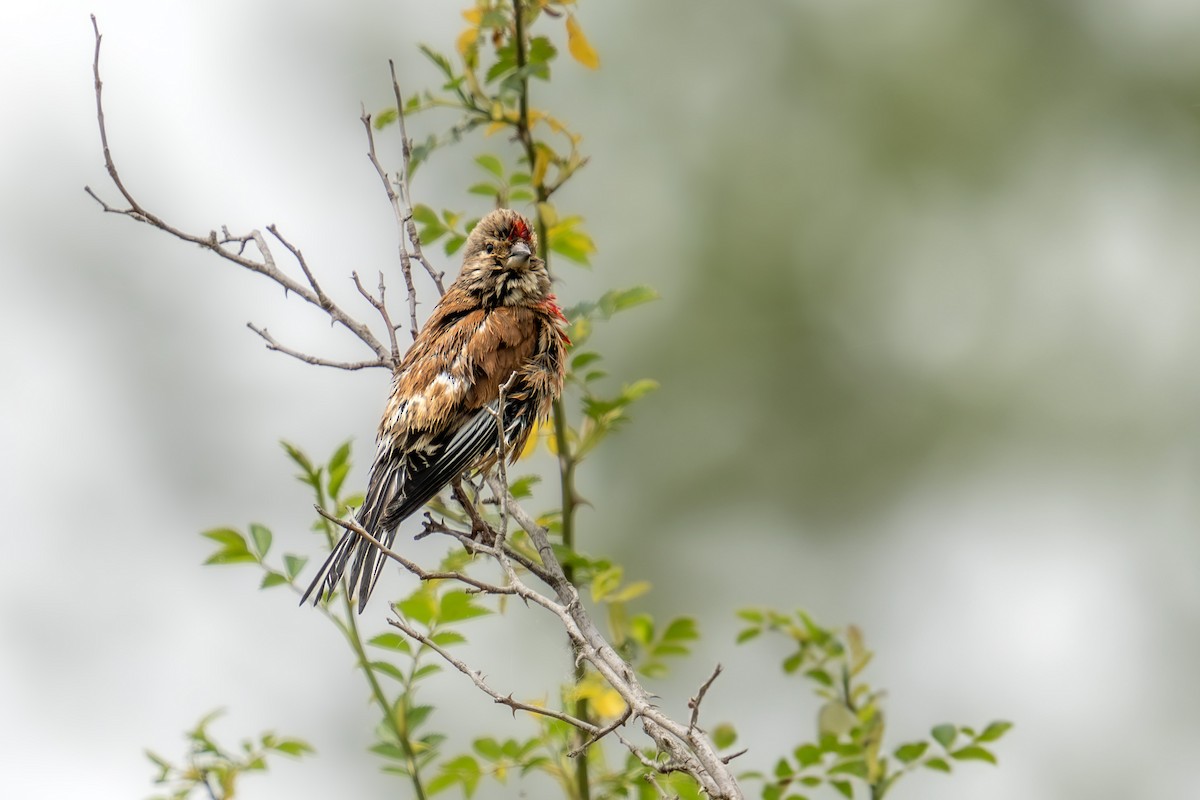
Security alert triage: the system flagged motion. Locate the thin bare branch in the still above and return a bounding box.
[313,506,515,596]
[86,16,391,367]
[361,107,422,340]
[389,59,445,294]
[388,613,602,734]
[246,324,388,371]
[351,270,401,366]
[688,664,723,737]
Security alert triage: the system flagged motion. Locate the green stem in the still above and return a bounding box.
[316,486,428,800]
[513,3,589,799]
[340,600,429,800]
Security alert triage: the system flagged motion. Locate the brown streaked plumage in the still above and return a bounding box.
[302,209,569,612]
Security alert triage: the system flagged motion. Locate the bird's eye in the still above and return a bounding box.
[485,243,495,254]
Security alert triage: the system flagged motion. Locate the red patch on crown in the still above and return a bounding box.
[509,216,531,243]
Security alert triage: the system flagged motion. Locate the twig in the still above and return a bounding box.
[361,107,422,341]
[568,707,632,758]
[86,16,391,369]
[247,324,388,370]
[388,613,602,734]
[351,270,401,366]
[688,664,723,737]
[314,505,515,596]
[388,60,445,294]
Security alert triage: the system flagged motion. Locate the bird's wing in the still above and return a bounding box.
[379,402,507,531]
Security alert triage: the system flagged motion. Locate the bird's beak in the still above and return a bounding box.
[506,241,532,269]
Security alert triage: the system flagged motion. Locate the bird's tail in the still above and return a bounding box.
[300,457,403,612]
[298,520,393,612]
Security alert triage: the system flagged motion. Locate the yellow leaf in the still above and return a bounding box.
[532,146,551,187]
[456,27,478,58]
[517,421,541,460]
[484,120,507,137]
[571,674,627,720]
[461,8,483,25]
[565,15,600,69]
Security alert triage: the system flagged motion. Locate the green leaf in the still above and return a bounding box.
[412,204,440,226]
[444,235,467,256]
[570,351,602,370]
[473,737,504,760]
[508,474,541,499]
[373,107,398,129]
[976,720,1013,743]
[202,528,247,549]
[735,628,761,644]
[804,668,833,687]
[609,580,651,603]
[397,593,436,626]
[662,617,699,643]
[413,663,443,680]
[793,743,822,767]
[406,704,434,730]
[629,613,654,645]
[369,661,407,683]
[475,154,504,178]
[736,608,765,624]
[828,759,868,777]
[468,182,499,197]
[924,757,952,773]
[782,651,804,674]
[439,754,482,798]
[712,723,737,749]
[328,462,350,500]
[829,779,853,799]
[950,746,997,765]
[894,741,928,764]
[280,441,314,475]
[622,378,659,402]
[369,633,412,654]
[931,724,958,749]
[260,572,289,589]
[249,523,272,558]
[283,554,307,580]
[272,739,314,757]
[590,566,623,602]
[430,630,467,647]
[439,591,491,623]
[527,36,557,65]
[204,548,256,566]
[599,285,659,316]
[328,440,351,471]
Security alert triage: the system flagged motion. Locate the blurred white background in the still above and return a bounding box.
[3,1,1199,798]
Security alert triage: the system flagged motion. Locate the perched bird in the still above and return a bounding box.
[302,208,569,612]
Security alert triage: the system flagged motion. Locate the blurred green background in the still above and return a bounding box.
[3,1,1199,799]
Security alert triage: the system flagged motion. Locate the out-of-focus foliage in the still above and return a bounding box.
[735,609,1011,799]
[144,1,1015,798]
[145,711,312,800]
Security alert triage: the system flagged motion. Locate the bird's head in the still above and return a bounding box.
[456,209,550,306]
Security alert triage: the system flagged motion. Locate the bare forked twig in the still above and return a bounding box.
[85,15,393,370]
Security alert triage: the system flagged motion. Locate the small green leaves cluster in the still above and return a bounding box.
[736,608,1012,800]
[367,550,493,786]
[145,710,312,800]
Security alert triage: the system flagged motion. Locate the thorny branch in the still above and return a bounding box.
[87,13,743,800]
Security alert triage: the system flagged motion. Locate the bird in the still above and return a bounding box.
[302,208,569,612]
